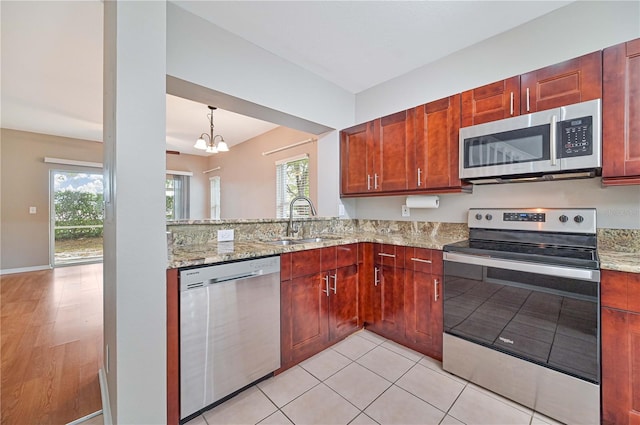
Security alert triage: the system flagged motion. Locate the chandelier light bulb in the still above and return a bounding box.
[194,137,207,150]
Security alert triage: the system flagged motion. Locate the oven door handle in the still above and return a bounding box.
[443,252,600,282]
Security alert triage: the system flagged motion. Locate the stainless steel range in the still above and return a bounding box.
[443,208,600,425]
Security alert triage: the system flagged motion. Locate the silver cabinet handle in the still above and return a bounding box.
[417,168,422,186]
[434,278,439,301]
[374,173,379,189]
[410,257,432,264]
[367,174,371,191]
[322,275,329,296]
[330,274,337,294]
[526,87,530,112]
[374,267,380,286]
[510,92,514,116]
[378,252,395,258]
[550,115,558,166]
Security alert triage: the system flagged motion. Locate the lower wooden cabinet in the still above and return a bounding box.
[280,245,359,369]
[403,248,443,360]
[601,270,640,424]
[360,244,444,359]
[366,244,405,341]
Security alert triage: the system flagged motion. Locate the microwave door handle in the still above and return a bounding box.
[550,115,558,166]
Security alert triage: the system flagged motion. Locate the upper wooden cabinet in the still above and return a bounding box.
[520,51,602,113]
[340,121,374,194]
[461,76,520,127]
[409,95,461,190]
[376,111,411,192]
[602,38,640,185]
[461,51,602,127]
[341,104,461,196]
[340,112,411,195]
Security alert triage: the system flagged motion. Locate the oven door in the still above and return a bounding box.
[443,251,600,383]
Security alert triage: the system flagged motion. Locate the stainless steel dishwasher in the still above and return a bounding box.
[179,256,281,421]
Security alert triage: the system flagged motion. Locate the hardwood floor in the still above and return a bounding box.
[1,264,103,425]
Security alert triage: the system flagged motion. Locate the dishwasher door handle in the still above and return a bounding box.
[208,271,260,285]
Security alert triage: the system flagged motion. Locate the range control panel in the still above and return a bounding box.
[468,208,596,234]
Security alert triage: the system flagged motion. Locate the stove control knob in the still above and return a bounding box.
[485,214,493,221]
[574,215,584,223]
[559,215,569,223]
[475,213,483,221]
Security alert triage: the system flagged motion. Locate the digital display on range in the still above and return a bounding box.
[503,212,546,222]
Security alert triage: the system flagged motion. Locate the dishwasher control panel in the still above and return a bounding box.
[179,256,280,291]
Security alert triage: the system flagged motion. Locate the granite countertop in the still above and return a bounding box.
[598,250,640,274]
[168,231,466,269]
[169,231,640,274]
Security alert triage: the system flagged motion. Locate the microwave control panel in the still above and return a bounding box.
[558,116,593,158]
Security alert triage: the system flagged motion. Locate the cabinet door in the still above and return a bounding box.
[411,95,461,190]
[404,269,442,360]
[340,122,374,195]
[376,111,410,192]
[328,264,359,341]
[520,51,602,113]
[602,307,640,425]
[369,245,404,340]
[461,76,520,127]
[603,38,640,184]
[288,272,330,363]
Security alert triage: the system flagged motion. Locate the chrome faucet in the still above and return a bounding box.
[287,196,317,237]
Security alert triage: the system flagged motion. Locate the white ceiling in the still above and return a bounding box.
[1,1,572,156]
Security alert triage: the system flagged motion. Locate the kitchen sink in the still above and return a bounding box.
[264,240,297,246]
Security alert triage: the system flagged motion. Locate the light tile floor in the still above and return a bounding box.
[185,330,564,425]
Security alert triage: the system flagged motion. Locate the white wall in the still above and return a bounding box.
[347,1,640,229]
[103,1,167,423]
[166,3,355,218]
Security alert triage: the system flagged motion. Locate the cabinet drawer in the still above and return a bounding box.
[336,243,358,269]
[374,244,405,267]
[602,270,640,313]
[404,248,443,275]
[291,248,321,279]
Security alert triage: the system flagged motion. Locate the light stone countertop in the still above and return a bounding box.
[168,227,640,274]
[168,231,466,269]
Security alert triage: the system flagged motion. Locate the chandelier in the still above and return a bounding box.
[193,106,229,154]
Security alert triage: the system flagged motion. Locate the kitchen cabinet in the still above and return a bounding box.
[461,51,602,126]
[461,76,521,126]
[602,38,640,185]
[340,122,374,194]
[340,111,411,195]
[403,248,443,360]
[409,95,461,190]
[280,245,359,369]
[601,270,640,425]
[365,244,405,341]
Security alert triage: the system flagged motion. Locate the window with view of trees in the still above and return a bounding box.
[276,155,310,218]
[166,174,190,220]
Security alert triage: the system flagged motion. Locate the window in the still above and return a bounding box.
[276,154,310,218]
[166,174,190,220]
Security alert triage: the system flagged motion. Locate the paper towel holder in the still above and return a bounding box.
[405,195,440,209]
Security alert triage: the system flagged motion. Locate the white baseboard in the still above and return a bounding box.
[0,264,52,275]
[98,369,112,425]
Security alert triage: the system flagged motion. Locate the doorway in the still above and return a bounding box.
[51,170,104,266]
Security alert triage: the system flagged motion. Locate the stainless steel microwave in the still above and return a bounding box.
[459,99,601,183]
